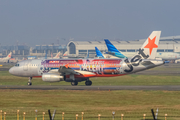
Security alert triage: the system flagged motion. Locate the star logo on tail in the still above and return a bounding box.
[144,36,158,55]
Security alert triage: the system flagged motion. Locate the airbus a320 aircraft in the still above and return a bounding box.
[0,52,12,63]
[9,31,164,86]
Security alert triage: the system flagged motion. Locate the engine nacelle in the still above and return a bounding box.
[42,73,64,82]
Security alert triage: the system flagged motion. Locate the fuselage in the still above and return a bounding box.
[9,58,164,78]
[0,57,9,63]
[0,52,12,63]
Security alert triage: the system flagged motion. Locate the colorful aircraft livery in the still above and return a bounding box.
[144,36,158,55]
[41,59,122,75]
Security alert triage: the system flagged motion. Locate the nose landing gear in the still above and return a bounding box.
[28,77,32,86]
[71,81,78,86]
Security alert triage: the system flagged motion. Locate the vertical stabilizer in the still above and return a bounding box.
[6,52,12,58]
[63,51,68,56]
[95,47,104,58]
[54,52,60,58]
[86,51,89,59]
[137,31,161,59]
[104,39,127,58]
[104,39,120,53]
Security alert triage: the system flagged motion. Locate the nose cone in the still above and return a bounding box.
[9,67,14,75]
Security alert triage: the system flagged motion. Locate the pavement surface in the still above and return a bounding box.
[1,63,180,91]
[0,85,180,91]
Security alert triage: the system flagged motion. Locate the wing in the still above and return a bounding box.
[47,65,96,76]
[58,66,80,75]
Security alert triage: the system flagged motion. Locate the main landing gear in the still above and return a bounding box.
[85,80,92,86]
[28,77,32,86]
[71,79,92,86]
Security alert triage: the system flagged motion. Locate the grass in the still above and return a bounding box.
[1,70,180,86]
[1,64,180,119]
[1,90,180,120]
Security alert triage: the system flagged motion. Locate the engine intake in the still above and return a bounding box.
[42,73,64,82]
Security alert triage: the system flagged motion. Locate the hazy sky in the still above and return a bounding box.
[0,0,180,47]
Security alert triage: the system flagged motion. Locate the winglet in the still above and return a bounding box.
[7,52,12,58]
[54,52,60,58]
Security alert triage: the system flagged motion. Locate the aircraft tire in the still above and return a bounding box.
[27,82,32,86]
[85,80,92,86]
[71,81,78,86]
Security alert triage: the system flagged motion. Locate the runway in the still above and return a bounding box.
[0,85,180,91]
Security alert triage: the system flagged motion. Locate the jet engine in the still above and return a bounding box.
[42,73,64,82]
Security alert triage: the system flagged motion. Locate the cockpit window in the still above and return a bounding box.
[15,64,19,66]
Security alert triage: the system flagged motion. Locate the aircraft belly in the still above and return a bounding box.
[30,66,39,76]
[132,66,147,73]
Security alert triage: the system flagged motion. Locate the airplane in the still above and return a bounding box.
[0,52,12,63]
[9,31,164,86]
[103,39,180,60]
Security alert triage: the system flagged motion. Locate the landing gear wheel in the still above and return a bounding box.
[27,82,32,86]
[85,80,92,86]
[71,81,78,86]
[28,77,32,86]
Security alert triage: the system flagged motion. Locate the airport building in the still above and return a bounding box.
[1,35,180,59]
[0,44,67,58]
[31,44,67,57]
[0,45,30,56]
[67,36,180,57]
